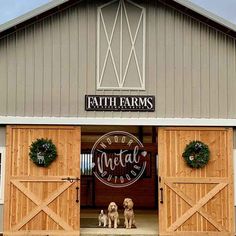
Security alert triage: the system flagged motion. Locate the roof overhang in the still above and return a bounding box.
[0,0,236,39]
[161,0,236,38]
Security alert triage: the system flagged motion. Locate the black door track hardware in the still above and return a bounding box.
[61,177,80,183]
[61,177,80,203]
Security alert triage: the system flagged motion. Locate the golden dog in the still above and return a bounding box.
[123,198,136,229]
[108,202,119,228]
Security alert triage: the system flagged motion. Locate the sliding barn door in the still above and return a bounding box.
[158,127,234,236]
[4,126,81,236]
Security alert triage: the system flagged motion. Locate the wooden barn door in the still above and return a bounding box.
[4,126,81,236]
[158,127,234,236]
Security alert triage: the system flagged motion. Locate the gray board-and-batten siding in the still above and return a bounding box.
[0,0,236,231]
[0,0,235,119]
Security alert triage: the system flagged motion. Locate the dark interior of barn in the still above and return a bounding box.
[80,126,158,235]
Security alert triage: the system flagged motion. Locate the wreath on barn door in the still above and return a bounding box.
[182,141,210,169]
[29,138,57,167]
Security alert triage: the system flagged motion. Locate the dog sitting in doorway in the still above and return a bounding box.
[123,198,136,229]
[98,210,107,227]
[107,202,120,228]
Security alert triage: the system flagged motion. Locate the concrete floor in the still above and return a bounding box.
[80,209,158,236]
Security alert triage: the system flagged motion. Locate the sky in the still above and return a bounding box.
[0,0,236,25]
[190,0,236,24]
[0,0,51,25]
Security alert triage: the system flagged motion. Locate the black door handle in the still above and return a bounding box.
[61,177,80,203]
[160,187,164,204]
[76,186,79,203]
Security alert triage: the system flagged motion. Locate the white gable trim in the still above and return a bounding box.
[1,0,236,37]
[0,0,69,33]
[0,116,236,126]
[173,0,236,32]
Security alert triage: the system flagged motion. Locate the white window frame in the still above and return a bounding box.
[0,147,6,204]
[97,0,146,90]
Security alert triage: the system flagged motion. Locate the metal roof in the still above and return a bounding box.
[174,0,236,32]
[0,0,236,36]
[0,0,69,33]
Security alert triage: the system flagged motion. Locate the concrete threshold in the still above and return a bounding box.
[81,209,158,236]
[80,228,157,236]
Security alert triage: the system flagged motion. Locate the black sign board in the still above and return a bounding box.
[85,95,155,112]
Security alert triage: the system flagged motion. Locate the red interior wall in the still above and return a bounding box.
[81,154,157,209]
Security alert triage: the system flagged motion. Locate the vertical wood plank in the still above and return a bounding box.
[183,16,192,118]
[218,34,228,117]
[25,26,35,116]
[69,7,79,117]
[33,23,43,116]
[16,31,26,116]
[4,126,81,234]
[165,8,175,118]
[7,35,17,116]
[139,0,156,119]
[209,30,219,118]
[200,25,210,118]
[51,15,61,117]
[156,3,166,118]
[158,127,165,234]
[227,39,236,118]
[227,128,234,232]
[0,38,7,115]
[42,19,52,116]
[60,11,70,117]
[3,126,12,231]
[78,2,88,117]
[191,21,201,118]
[174,12,183,118]
[88,1,96,118]
[158,127,234,235]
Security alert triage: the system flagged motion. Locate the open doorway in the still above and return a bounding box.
[80,126,158,235]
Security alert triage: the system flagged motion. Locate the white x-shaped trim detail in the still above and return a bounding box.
[97,0,146,90]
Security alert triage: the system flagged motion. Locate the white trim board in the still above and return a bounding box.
[0,116,236,126]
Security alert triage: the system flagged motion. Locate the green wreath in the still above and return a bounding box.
[29,138,57,167]
[182,141,210,169]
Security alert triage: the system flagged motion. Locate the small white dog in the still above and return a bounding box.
[98,210,107,227]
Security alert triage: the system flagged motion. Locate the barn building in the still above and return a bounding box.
[0,0,236,235]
